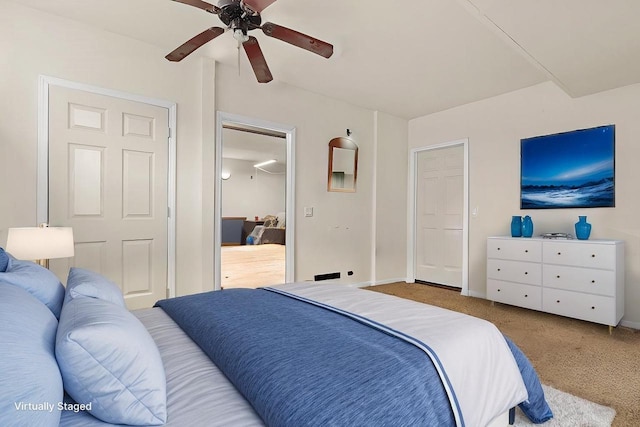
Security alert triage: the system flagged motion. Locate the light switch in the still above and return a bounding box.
[304,207,314,217]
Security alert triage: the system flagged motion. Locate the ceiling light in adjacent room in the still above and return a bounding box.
[253,159,276,168]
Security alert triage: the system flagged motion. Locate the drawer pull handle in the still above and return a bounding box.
[556,275,561,279]
[556,300,560,303]
[525,250,529,253]
[591,280,596,284]
[557,252,562,255]
[591,306,596,310]
[497,247,501,251]
[524,294,528,298]
[497,268,501,272]
[592,254,596,258]
[524,272,528,275]
[497,289,501,292]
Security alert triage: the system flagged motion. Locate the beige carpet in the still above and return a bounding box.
[365,282,640,427]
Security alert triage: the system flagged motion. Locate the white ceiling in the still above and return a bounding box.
[12,0,640,119]
[222,126,286,167]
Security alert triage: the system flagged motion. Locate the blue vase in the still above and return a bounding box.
[511,216,522,237]
[575,216,591,240]
[522,215,534,238]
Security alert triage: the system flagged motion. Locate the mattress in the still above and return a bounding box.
[60,282,532,426]
[59,307,265,427]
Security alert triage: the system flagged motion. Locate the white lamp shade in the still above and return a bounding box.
[6,227,74,261]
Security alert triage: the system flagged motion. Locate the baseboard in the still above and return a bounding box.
[620,319,640,330]
[367,278,407,287]
[469,290,487,299]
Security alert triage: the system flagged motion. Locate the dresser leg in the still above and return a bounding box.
[609,325,613,335]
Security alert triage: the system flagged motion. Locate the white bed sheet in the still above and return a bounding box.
[59,308,264,427]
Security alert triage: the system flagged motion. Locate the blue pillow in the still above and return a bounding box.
[0,256,65,318]
[503,335,553,423]
[56,297,167,425]
[0,247,9,272]
[0,284,63,427]
[64,267,125,307]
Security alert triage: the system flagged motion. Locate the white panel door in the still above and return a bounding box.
[415,145,464,287]
[48,86,169,310]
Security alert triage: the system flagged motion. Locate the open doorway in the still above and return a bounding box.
[214,113,295,291]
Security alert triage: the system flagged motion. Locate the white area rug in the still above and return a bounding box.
[515,385,616,427]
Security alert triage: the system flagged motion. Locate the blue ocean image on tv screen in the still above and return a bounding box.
[521,125,615,209]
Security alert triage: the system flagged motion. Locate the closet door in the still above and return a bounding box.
[48,85,169,309]
[415,145,464,288]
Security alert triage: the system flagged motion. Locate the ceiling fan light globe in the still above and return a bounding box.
[233,28,250,42]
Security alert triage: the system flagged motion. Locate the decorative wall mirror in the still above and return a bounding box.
[327,137,358,192]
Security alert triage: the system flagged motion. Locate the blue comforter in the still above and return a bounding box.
[155,287,552,426]
[156,288,458,426]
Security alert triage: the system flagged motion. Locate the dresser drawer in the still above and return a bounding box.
[487,238,542,262]
[542,288,616,326]
[487,259,542,285]
[543,241,616,269]
[543,265,616,296]
[487,279,542,311]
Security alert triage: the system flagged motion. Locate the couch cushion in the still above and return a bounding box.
[56,296,167,425]
[0,247,9,272]
[64,267,125,307]
[0,256,65,318]
[0,284,63,427]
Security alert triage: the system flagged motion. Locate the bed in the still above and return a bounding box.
[0,247,553,427]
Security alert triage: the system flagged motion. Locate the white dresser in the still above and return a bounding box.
[487,237,624,329]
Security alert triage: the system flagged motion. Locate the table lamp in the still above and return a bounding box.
[6,224,74,268]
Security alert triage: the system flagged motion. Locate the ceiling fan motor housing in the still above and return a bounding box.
[218,0,261,33]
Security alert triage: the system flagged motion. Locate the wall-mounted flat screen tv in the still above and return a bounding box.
[520,124,615,209]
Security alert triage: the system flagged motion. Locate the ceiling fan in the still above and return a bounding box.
[166,0,334,83]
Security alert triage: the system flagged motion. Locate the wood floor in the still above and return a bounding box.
[221,244,285,289]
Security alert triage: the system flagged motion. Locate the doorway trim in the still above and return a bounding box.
[37,75,177,297]
[407,138,469,295]
[214,112,296,291]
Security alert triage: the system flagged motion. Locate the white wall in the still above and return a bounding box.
[0,1,213,297]
[375,112,409,283]
[221,158,285,219]
[216,64,378,284]
[409,81,640,328]
[1,1,410,293]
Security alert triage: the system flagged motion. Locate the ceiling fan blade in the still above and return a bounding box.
[242,36,273,83]
[171,0,220,14]
[165,27,225,62]
[242,0,276,13]
[261,22,333,58]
